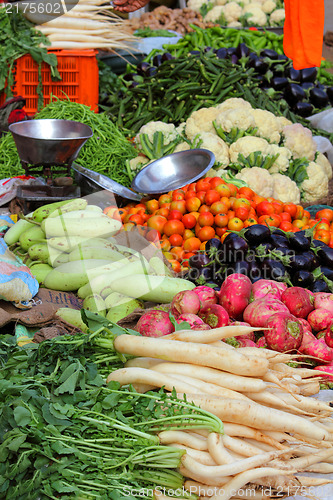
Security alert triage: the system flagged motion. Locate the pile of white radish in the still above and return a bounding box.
[21,0,135,50]
[108,326,333,500]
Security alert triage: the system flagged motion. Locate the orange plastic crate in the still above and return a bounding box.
[0,50,99,115]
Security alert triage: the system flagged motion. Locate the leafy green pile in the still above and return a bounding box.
[0,314,222,499]
[0,98,137,185]
[0,8,60,103]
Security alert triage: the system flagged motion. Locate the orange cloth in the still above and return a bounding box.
[283,0,325,70]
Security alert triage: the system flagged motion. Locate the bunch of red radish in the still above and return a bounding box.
[136,274,333,381]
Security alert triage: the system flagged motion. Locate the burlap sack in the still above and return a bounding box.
[0,288,83,327]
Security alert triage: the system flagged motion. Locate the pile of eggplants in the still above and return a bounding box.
[135,43,333,119]
[186,225,333,293]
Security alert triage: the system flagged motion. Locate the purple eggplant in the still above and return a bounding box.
[271,76,289,91]
[294,101,314,117]
[284,83,306,106]
[161,52,174,62]
[260,48,278,59]
[300,67,317,82]
[252,58,269,74]
[226,47,237,57]
[301,82,314,91]
[136,62,152,75]
[309,87,330,108]
[285,67,301,81]
[327,86,333,105]
[236,43,250,58]
[152,54,163,67]
[215,48,227,59]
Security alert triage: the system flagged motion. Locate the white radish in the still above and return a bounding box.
[113,335,269,377]
[207,433,235,465]
[158,430,208,450]
[168,374,250,401]
[163,326,262,343]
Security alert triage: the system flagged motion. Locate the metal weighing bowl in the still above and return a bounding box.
[9,119,93,166]
[131,149,215,195]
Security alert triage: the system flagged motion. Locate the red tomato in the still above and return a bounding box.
[172,189,185,201]
[280,212,292,222]
[214,213,228,228]
[209,176,225,189]
[169,233,183,247]
[170,200,186,215]
[158,193,172,206]
[146,199,159,214]
[279,221,293,232]
[168,209,183,221]
[196,178,211,192]
[198,212,215,227]
[216,184,231,198]
[295,205,304,220]
[258,214,281,227]
[185,197,201,212]
[185,190,197,200]
[182,213,197,229]
[316,209,333,222]
[256,201,275,217]
[238,186,254,200]
[314,229,331,245]
[228,217,244,231]
[198,204,211,214]
[195,191,207,204]
[183,237,201,252]
[283,203,297,219]
[233,197,251,210]
[227,184,238,197]
[243,218,258,228]
[204,189,220,206]
[169,260,182,273]
[210,201,229,216]
[197,226,216,242]
[235,206,250,221]
[128,214,144,225]
[183,229,195,240]
[147,215,167,233]
[216,227,227,237]
[163,220,185,237]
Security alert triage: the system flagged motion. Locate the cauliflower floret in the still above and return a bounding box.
[246,7,267,26]
[176,122,186,136]
[229,136,270,163]
[316,152,333,180]
[301,162,329,203]
[204,5,225,22]
[206,167,228,177]
[199,132,230,167]
[215,108,256,134]
[185,107,220,140]
[271,173,300,204]
[267,145,292,173]
[227,21,242,27]
[262,0,276,13]
[235,167,274,198]
[187,0,209,10]
[276,116,292,132]
[250,109,281,143]
[216,0,228,5]
[216,98,253,112]
[174,142,191,153]
[136,121,178,146]
[243,2,262,11]
[129,155,149,171]
[222,1,243,22]
[269,8,285,25]
[282,123,317,161]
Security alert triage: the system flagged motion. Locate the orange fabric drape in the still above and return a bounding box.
[283,0,325,70]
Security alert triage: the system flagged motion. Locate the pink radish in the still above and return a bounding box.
[243,297,289,328]
[314,365,333,381]
[324,321,333,348]
[193,286,217,308]
[257,336,268,348]
[251,279,287,301]
[236,338,258,348]
[177,313,210,330]
[298,318,313,334]
[299,329,317,353]
[301,338,333,364]
[219,273,252,320]
[198,304,229,328]
[314,293,333,313]
[307,308,333,332]
[137,310,175,337]
[281,287,314,318]
[264,312,303,352]
[171,290,201,318]
[230,321,255,342]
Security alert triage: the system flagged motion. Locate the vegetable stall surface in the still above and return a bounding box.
[0,98,137,185]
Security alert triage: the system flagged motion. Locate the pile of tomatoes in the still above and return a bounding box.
[104,176,333,273]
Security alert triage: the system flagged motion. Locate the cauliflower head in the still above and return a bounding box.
[276,116,292,132]
[243,2,263,11]
[269,8,285,25]
[199,132,230,167]
[243,3,267,25]
[216,0,228,5]
[216,98,253,112]
[222,1,243,22]
[271,173,300,204]
[250,109,281,143]
[229,136,270,163]
[176,122,186,136]
[204,5,225,22]
[206,167,229,178]
[129,155,149,172]
[227,20,243,27]
[262,0,276,13]
[282,124,317,161]
[185,107,220,140]
[300,162,329,203]
[235,167,274,198]
[187,0,209,10]
[215,108,256,134]
[267,145,292,173]
[316,152,333,180]
[174,142,191,153]
[136,121,178,147]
